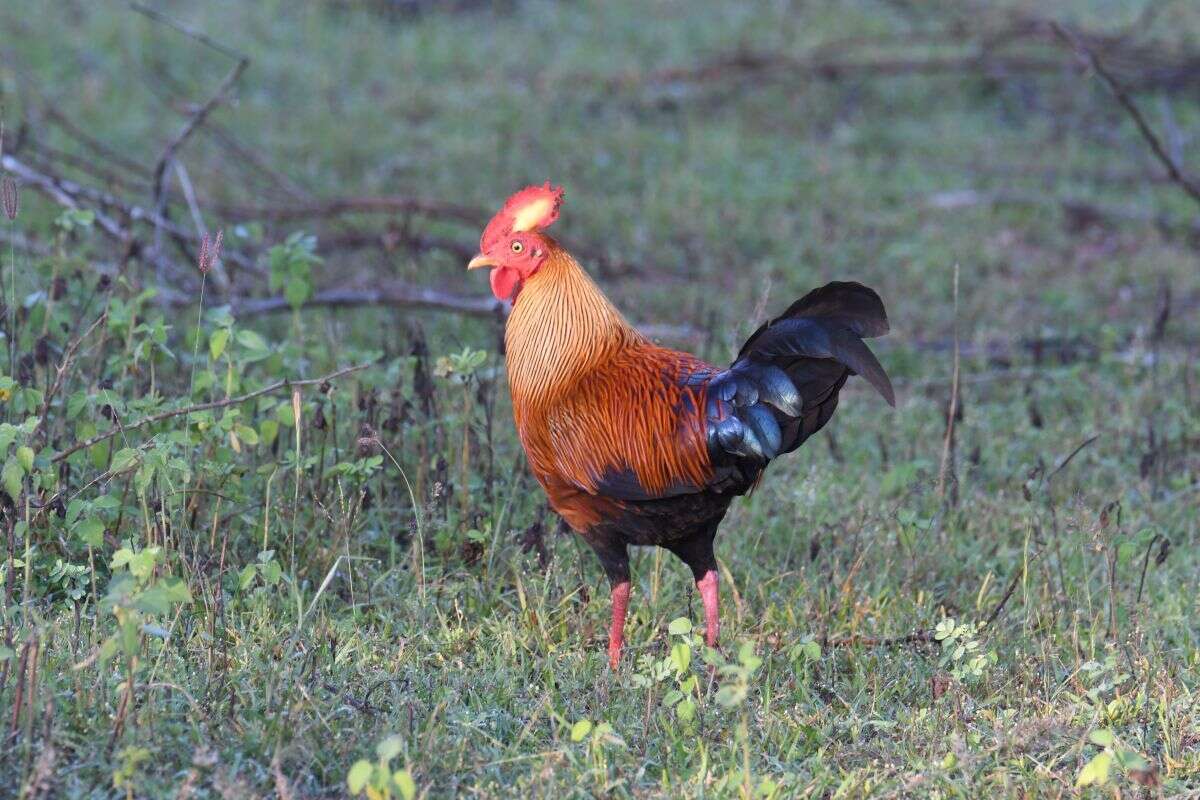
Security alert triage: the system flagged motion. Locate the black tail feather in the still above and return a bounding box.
[726,281,893,459]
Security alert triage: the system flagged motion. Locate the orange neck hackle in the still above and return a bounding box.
[504,240,642,411]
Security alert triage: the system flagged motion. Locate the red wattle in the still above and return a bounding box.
[490,267,522,301]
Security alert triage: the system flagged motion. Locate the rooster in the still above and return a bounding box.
[468,184,894,669]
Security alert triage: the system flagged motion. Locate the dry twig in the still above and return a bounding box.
[1052,21,1200,208]
[52,362,372,463]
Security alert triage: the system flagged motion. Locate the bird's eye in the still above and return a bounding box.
[511,241,524,253]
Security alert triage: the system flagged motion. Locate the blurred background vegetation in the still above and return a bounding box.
[0,1,1198,796]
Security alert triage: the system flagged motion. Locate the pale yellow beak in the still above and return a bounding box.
[467,254,495,270]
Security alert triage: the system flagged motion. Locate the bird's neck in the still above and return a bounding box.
[504,243,640,409]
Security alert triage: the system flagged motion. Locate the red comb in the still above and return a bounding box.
[481,182,564,250]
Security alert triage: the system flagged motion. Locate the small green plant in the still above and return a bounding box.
[268,231,320,312]
[46,558,89,604]
[1076,728,1153,788]
[237,549,284,594]
[101,542,192,664]
[346,735,416,800]
[111,745,151,799]
[567,717,626,775]
[629,617,705,723]
[709,641,768,797]
[933,618,996,683]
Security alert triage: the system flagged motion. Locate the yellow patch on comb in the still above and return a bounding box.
[481,183,564,249]
[509,195,557,232]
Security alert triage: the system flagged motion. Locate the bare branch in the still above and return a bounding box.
[1052,21,1200,208]
[52,362,372,464]
[149,55,249,289]
[229,284,502,317]
[223,196,486,225]
[128,1,249,64]
[198,283,704,342]
[1044,434,1101,484]
[1,153,260,277]
[34,311,109,440]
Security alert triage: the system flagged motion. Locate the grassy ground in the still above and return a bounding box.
[1,0,1199,796]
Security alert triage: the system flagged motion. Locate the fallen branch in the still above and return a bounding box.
[224,196,486,225]
[149,53,249,292]
[1,155,128,240]
[1,153,259,276]
[129,1,249,63]
[154,281,705,341]
[599,13,1200,95]
[827,549,1040,650]
[52,362,372,463]
[229,284,501,317]
[1052,21,1200,208]
[601,51,1067,91]
[825,631,934,649]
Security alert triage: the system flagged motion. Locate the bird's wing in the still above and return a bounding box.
[538,346,720,502]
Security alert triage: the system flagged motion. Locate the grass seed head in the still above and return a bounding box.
[1,176,18,220]
[197,229,223,275]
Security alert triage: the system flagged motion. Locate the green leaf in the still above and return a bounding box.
[347,760,373,795]
[126,548,160,580]
[570,719,592,742]
[260,559,282,586]
[0,424,16,454]
[275,403,296,428]
[1089,729,1115,747]
[98,635,120,665]
[737,642,762,672]
[376,735,404,764]
[671,642,691,674]
[94,494,122,513]
[110,448,140,473]
[715,685,747,707]
[668,617,692,636]
[1115,748,1150,772]
[235,424,259,446]
[393,769,416,800]
[16,445,34,473]
[284,277,312,311]
[67,391,90,419]
[239,563,258,591]
[135,577,191,615]
[676,698,696,723]
[209,328,230,361]
[236,329,271,361]
[75,518,106,547]
[2,457,22,501]
[1076,751,1111,786]
[259,418,279,446]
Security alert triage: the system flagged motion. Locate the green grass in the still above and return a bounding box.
[1,0,1199,796]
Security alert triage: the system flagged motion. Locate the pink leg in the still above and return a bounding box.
[696,569,720,647]
[608,580,631,670]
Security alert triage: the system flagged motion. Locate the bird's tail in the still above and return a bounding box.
[705,282,893,474]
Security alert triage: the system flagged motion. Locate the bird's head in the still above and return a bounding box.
[468,182,564,301]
